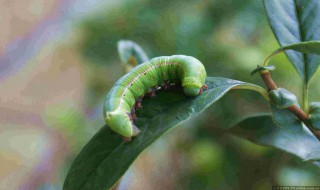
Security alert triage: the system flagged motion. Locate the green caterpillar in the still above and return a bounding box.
[104,55,207,141]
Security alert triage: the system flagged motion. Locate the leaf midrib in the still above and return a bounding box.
[293,0,307,83]
[292,0,308,111]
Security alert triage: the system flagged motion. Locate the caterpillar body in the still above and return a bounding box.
[104,55,207,140]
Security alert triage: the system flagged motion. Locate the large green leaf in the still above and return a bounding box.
[229,112,320,165]
[263,0,320,83]
[63,77,267,190]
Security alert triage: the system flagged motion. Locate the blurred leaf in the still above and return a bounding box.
[117,40,149,72]
[263,0,320,83]
[229,112,320,165]
[63,77,265,190]
[263,41,320,66]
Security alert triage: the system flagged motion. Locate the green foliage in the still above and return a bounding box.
[269,88,298,109]
[263,0,320,83]
[63,77,265,190]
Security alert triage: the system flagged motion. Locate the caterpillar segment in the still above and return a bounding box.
[104,55,207,141]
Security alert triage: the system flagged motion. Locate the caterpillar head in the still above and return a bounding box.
[105,110,133,137]
[182,77,202,96]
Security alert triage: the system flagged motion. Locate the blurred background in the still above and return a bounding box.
[1,0,320,189]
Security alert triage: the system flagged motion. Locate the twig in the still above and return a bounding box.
[259,71,278,90]
[258,70,320,141]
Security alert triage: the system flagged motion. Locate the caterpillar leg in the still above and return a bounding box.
[135,96,143,110]
[127,113,136,121]
[146,86,157,97]
[203,84,208,90]
[123,137,132,142]
[199,84,208,94]
[161,81,170,90]
[131,113,137,121]
[130,107,137,120]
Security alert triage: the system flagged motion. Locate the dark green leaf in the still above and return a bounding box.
[263,0,320,83]
[228,114,320,165]
[63,77,265,190]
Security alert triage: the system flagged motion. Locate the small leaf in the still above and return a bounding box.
[228,114,320,165]
[309,102,320,130]
[251,65,276,75]
[117,40,149,72]
[63,77,265,190]
[263,0,320,83]
[268,88,298,109]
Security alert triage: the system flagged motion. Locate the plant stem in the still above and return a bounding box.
[259,71,278,90]
[258,70,320,141]
[303,84,309,113]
